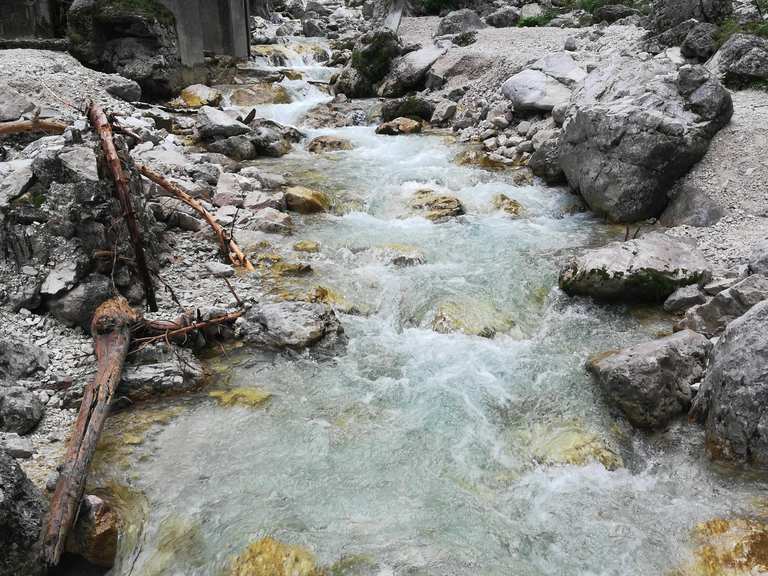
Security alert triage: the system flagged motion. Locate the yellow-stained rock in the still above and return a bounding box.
[285,186,331,214]
[672,517,768,575]
[230,84,292,106]
[294,240,320,253]
[376,117,422,135]
[210,387,272,408]
[177,84,222,108]
[409,189,464,222]
[454,148,507,170]
[66,494,119,567]
[271,261,313,277]
[493,193,524,216]
[307,135,354,154]
[526,420,622,470]
[432,298,515,338]
[229,537,323,576]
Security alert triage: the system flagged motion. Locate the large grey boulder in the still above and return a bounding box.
[49,273,112,329]
[594,4,641,22]
[559,61,733,222]
[0,160,35,212]
[0,338,48,381]
[587,330,711,429]
[437,9,486,35]
[681,22,720,61]
[652,0,732,33]
[120,344,204,400]
[240,301,344,349]
[378,46,444,98]
[502,70,573,112]
[0,87,35,122]
[750,240,768,275]
[707,33,768,86]
[0,388,44,435]
[486,6,520,27]
[677,274,768,336]
[0,449,46,576]
[350,28,402,86]
[664,284,708,313]
[689,299,768,465]
[659,183,725,227]
[197,107,250,141]
[559,232,711,302]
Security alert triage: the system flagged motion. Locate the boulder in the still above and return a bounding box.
[59,146,99,182]
[664,284,708,313]
[251,207,293,233]
[381,96,435,122]
[370,244,425,266]
[689,300,768,464]
[197,107,250,140]
[521,3,544,20]
[240,301,344,349]
[0,338,48,381]
[502,69,572,112]
[528,136,565,184]
[0,387,44,435]
[307,135,354,153]
[486,6,520,27]
[120,344,204,399]
[249,118,301,157]
[750,240,768,275]
[559,61,733,222]
[432,298,515,338]
[409,189,465,222]
[652,0,732,33]
[49,273,112,329]
[437,9,486,35]
[0,433,34,459]
[178,84,222,108]
[378,46,444,98]
[284,186,330,213]
[65,495,118,567]
[0,450,46,576]
[587,330,711,429]
[350,28,402,85]
[243,190,286,211]
[493,194,524,216]
[594,4,640,22]
[431,100,457,125]
[333,66,374,98]
[0,160,35,210]
[207,135,257,161]
[681,22,720,61]
[707,33,768,86]
[677,274,768,336]
[376,117,423,135]
[659,183,725,227]
[0,87,35,122]
[559,232,712,302]
[103,75,142,102]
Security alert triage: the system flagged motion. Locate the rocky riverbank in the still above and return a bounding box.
[1,0,768,573]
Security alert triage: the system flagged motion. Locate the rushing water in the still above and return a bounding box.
[95,40,768,575]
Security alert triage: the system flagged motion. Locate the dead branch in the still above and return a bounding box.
[0,118,68,135]
[88,102,158,311]
[133,309,245,347]
[137,163,255,272]
[43,297,138,566]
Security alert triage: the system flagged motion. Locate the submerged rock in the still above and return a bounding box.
[307,135,354,153]
[409,189,464,222]
[690,300,768,465]
[526,420,622,470]
[293,240,320,253]
[0,449,46,576]
[229,537,322,576]
[432,298,516,338]
[677,274,768,337]
[209,387,272,408]
[587,330,711,429]
[284,186,331,213]
[240,301,344,350]
[376,117,422,135]
[493,194,523,216]
[559,232,711,302]
[371,244,425,267]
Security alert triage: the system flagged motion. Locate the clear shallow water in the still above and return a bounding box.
[95,53,768,576]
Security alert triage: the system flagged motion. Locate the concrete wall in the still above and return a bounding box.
[158,0,249,66]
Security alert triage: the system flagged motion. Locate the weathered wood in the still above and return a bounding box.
[0,118,68,135]
[137,163,256,272]
[43,297,138,566]
[135,309,245,345]
[88,103,158,311]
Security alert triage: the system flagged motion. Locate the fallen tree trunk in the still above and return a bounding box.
[88,103,158,311]
[0,118,68,135]
[43,297,138,566]
[137,163,255,272]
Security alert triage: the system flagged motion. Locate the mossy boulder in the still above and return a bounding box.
[230,538,322,576]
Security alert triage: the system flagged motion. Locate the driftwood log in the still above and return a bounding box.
[138,163,256,272]
[88,103,158,311]
[0,118,68,135]
[43,297,138,566]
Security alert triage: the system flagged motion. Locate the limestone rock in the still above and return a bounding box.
[104,76,141,102]
[376,117,422,135]
[120,345,204,400]
[437,9,486,35]
[659,183,725,227]
[587,330,711,429]
[229,537,322,576]
[652,0,732,33]
[49,273,112,329]
[750,240,768,275]
[307,135,354,153]
[681,22,719,61]
[502,69,572,112]
[179,84,222,108]
[0,337,48,381]
[0,87,35,122]
[560,61,733,222]
[284,186,330,214]
[350,28,402,85]
[432,298,515,338]
[559,232,711,302]
[378,46,444,98]
[65,494,118,567]
[243,190,286,211]
[370,243,425,266]
[431,100,457,125]
[708,33,768,86]
[251,207,293,234]
[486,6,520,27]
[690,300,768,464]
[197,107,250,140]
[381,96,435,122]
[664,284,708,313]
[240,301,344,349]
[409,189,465,222]
[594,4,640,22]
[0,160,35,210]
[0,387,44,435]
[677,274,768,337]
[0,450,46,576]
